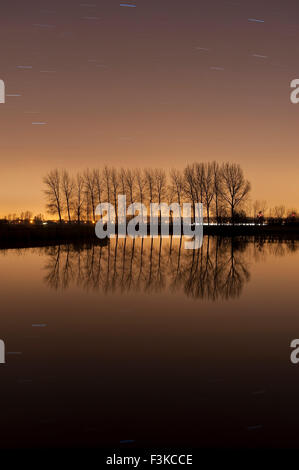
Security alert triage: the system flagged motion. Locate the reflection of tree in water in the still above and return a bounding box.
[251,237,298,262]
[173,237,250,300]
[42,237,298,301]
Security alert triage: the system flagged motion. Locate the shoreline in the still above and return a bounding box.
[0,223,298,249]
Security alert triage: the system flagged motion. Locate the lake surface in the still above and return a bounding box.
[0,235,299,449]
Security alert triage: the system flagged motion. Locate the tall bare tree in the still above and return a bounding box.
[144,168,156,216]
[135,168,147,220]
[103,166,111,204]
[93,169,103,206]
[73,173,84,223]
[211,161,222,224]
[194,163,204,204]
[103,166,112,220]
[110,168,120,217]
[183,164,196,221]
[135,169,146,205]
[84,169,97,222]
[125,169,135,207]
[62,170,74,222]
[154,169,167,205]
[169,168,184,206]
[202,163,214,224]
[43,169,63,222]
[220,163,251,223]
[154,169,167,225]
[119,168,126,196]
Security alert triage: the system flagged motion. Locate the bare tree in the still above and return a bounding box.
[62,170,74,222]
[125,169,135,206]
[119,168,127,197]
[154,168,167,225]
[135,169,146,205]
[135,168,147,220]
[84,188,92,221]
[194,163,204,204]
[103,166,112,220]
[43,169,63,222]
[103,167,111,204]
[211,161,222,224]
[84,169,97,222]
[274,205,285,219]
[110,168,120,217]
[183,164,196,221]
[144,168,156,216]
[93,169,103,206]
[220,163,251,224]
[169,168,184,206]
[154,169,167,205]
[73,173,84,223]
[202,163,214,224]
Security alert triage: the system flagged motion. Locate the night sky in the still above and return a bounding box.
[0,0,299,215]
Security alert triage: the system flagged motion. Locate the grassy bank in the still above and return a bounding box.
[0,223,107,249]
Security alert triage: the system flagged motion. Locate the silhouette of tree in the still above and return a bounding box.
[169,168,184,207]
[84,169,97,222]
[135,168,147,220]
[74,173,84,223]
[220,163,251,224]
[110,168,120,217]
[93,168,103,206]
[43,169,63,222]
[125,168,135,207]
[211,161,222,224]
[62,170,74,222]
[144,168,156,217]
[202,163,214,224]
[183,164,196,221]
[154,168,167,225]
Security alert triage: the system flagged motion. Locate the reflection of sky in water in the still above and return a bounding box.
[0,237,299,448]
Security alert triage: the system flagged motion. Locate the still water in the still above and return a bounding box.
[0,236,299,449]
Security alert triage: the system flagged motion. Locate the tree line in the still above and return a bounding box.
[43,162,252,224]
